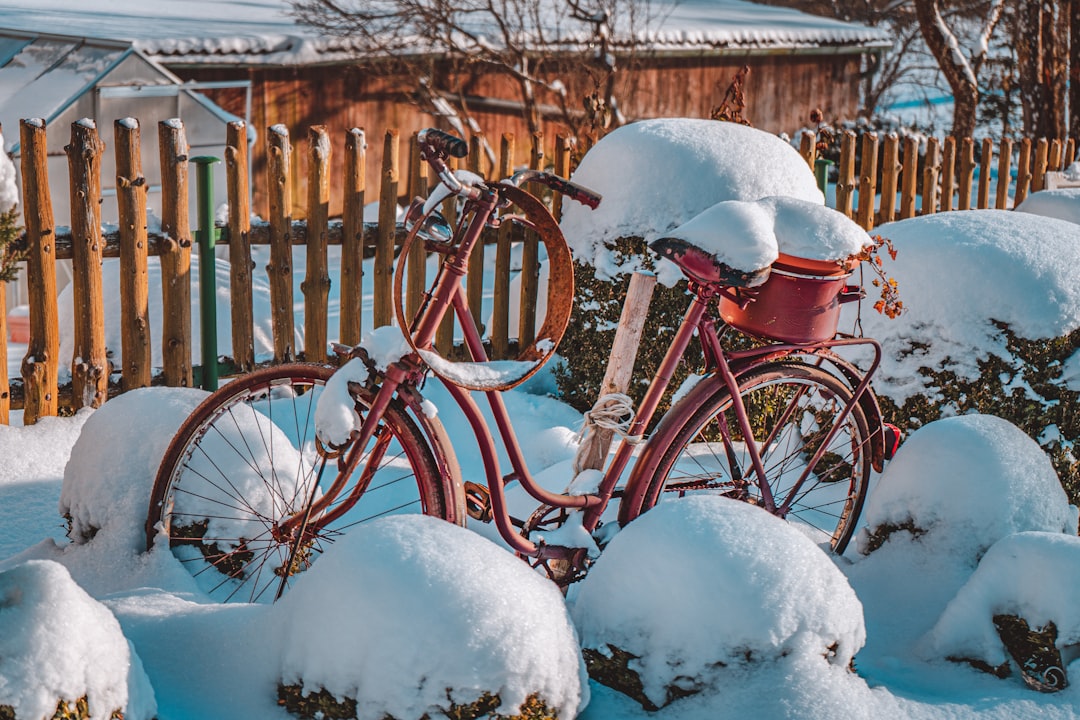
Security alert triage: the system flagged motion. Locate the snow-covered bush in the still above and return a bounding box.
[925,531,1080,691]
[571,496,864,710]
[0,560,156,720]
[841,209,1080,505]
[273,514,588,720]
[1016,188,1080,226]
[555,118,830,415]
[60,387,207,551]
[857,414,1077,561]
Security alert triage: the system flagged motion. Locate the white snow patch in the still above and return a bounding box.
[274,514,588,719]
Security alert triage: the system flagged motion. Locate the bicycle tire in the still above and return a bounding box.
[621,361,872,554]
[147,363,453,602]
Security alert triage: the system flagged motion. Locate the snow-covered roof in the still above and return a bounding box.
[0,0,892,68]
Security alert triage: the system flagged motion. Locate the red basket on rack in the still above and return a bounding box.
[719,253,864,344]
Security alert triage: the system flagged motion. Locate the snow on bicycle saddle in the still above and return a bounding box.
[652,195,873,289]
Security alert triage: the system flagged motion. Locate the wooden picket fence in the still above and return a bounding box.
[0,119,1075,425]
[797,129,1078,229]
[1,117,570,425]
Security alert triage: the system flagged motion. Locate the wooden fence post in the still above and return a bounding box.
[900,136,918,219]
[940,137,956,212]
[224,120,254,371]
[856,132,878,230]
[491,133,515,360]
[340,128,365,347]
[518,132,544,349]
[977,138,993,209]
[67,120,108,409]
[922,137,941,216]
[996,138,1013,209]
[374,129,399,329]
[1015,138,1033,206]
[1049,139,1062,172]
[304,125,331,363]
[267,124,295,362]
[114,119,152,390]
[18,119,58,423]
[835,130,857,218]
[1065,139,1076,168]
[466,134,485,336]
[405,131,427,323]
[573,272,657,475]
[1032,138,1049,192]
[158,119,193,387]
[798,130,816,168]
[878,133,899,226]
[957,137,975,211]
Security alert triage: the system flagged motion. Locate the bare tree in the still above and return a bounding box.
[913,0,1003,138]
[288,0,652,141]
[1014,1,1069,139]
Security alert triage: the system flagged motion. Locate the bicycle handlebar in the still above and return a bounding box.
[417,128,469,158]
[417,128,602,209]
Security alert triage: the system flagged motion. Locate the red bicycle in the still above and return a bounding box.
[147,128,900,602]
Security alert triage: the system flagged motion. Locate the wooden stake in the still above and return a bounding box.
[225,120,255,371]
[114,119,152,390]
[67,120,108,408]
[304,125,331,363]
[267,124,294,362]
[18,119,59,423]
[878,133,899,226]
[374,129,399,329]
[573,272,657,475]
[340,128,365,346]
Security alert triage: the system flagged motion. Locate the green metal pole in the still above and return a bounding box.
[814,157,833,199]
[192,156,221,391]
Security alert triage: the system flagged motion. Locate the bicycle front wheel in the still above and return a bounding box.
[147,363,452,602]
[622,362,872,554]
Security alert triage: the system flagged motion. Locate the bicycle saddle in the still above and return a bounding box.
[650,236,771,289]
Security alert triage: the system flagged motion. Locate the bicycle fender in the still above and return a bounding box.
[393,384,467,524]
[816,355,888,473]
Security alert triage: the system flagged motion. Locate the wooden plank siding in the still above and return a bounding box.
[176,52,865,218]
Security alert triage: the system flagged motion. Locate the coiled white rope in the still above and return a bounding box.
[572,392,641,476]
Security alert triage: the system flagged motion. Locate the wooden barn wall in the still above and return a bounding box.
[176,52,866,218]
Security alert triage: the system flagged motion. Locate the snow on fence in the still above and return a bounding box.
[0,118,1074,425]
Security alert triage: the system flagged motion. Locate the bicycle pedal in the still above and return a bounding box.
[883,423,903,460]
[464,481,492,523]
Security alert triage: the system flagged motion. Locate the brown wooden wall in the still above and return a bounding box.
[173,51,866,218]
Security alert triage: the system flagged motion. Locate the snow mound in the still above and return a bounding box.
[841,210,1080,402]
[857,414,1077,561]
[571,496,864,709]
[926,531,1080,668]
[560,118,823,278]
[1016,188,1080,226]
[0,560,157,720]
[274,514,588,719]
[60,387,207,551]
[661,195,872,273]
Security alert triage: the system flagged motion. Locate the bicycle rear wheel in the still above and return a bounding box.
[622,361,872,554]
[147,363,453,602]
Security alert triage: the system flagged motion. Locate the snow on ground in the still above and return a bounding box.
[4,119,1080,718]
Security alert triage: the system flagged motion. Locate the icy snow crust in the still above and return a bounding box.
[0,560,157,720]
[572,496,865,707]
[857,414,1077,560]
[274,514,588,719]
[560,118,823,279]
[842,209,1080,402]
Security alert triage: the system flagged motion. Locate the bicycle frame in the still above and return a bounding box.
[284,142,885,565]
